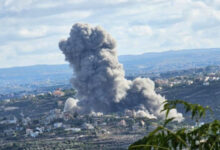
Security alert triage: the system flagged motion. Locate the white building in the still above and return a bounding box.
[203,82,209,86]
[7,116,18,124]
[187,80,194,85]
[54,122,63,128]
[65,128,81,132]
[204,77,209,82]
[3,99,10,103]
[36,127,44,134]
[22,117,31,126]
[82,123,94,130]
[26,128,41,138]
[118,120,127,127]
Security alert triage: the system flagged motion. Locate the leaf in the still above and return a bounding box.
[163,117,175,127]
[130,100,219,150]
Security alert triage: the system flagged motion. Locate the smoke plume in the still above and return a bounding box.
[64,98,79,113]
[59,23,183,122]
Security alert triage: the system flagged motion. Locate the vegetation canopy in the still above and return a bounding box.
[129,100,220,150]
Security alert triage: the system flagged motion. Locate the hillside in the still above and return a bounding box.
[119,48,220,74]
[1,48,220,79]
[0,64,72,83]
[1,48,220,95]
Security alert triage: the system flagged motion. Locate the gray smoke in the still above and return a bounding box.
[64,98,79,113]
[59,23,183,122]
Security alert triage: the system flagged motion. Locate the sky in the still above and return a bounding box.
[0,0,220,68]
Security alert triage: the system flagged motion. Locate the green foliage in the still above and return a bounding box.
[63,89,77,97]
[162,100,212,121]
[129,100,220,150]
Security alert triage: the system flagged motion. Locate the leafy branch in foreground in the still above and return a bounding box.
[129,100,220,150]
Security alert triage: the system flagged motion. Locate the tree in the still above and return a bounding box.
[129,100,220,150]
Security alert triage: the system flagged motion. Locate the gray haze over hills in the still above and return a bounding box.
[1,48,220,95]
[0,64,72,83]
[119,48,220,74]
[1,48,220,77]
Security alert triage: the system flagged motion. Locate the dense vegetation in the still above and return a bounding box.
[0,139,104,150]
[129,100,220,150]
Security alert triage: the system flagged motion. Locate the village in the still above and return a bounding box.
[1,70,219,149]
[0,89,167,149]
[1,71,219,137]
[154,71,220,89]
[0,103,156,139]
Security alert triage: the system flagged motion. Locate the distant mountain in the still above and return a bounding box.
[0,65,72,95]
[1,48,220,77]
[0,64,72,83]
[119,48,220,74]
[1,48,220,95]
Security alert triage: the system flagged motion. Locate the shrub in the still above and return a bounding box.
[129,100,220,150]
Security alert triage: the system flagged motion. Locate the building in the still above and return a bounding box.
[118,120,127,127]
[22,117,31,126]
[64,128,81,132]
[82,123,94,130]
[54,122,63,128]
[53,89,65,97]
[203,82,209,86]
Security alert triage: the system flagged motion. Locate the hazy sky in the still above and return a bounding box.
[1,0,220,68]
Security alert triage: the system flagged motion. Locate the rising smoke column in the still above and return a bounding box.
[59,23,183,122]
[64,98,79,113]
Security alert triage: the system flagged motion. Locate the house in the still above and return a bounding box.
[64,128,81,132]
[45,109,63,123]
[26,129,33,136]
[29,94,36,99]
[139,120,145,127]
[204,76,209,82]
[7,116,17,124]
[48,92,53,96]
[82,123,94,130]
[54,122,63,128]
[26,127,43,138]
[187,80,193,85]
[30,131,39,138]
[210,76,219,81]
[57,101,63,107]
[63,124,71,129]
[3,99,10,103]
[46,126,52,132]
[125,109,135,118]
[100,122,107,126]
[16,126,23,131]
[37,93,45,96]
[22,117,31,126]
[0,120,7,124]
[4,129,15,136]
[203,82,209,86]
[118,120,127,127]
[100,129,110,135]
[36,127,44,134]
[169,83,174,87]
[90,111,103,117]
[63,112,74,121]
[157,87,163,90]
[26,128,40,137]
[53,89,65,97]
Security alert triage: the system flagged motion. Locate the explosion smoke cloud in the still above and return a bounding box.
[59,23,183,122]
[64,98,79,113]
